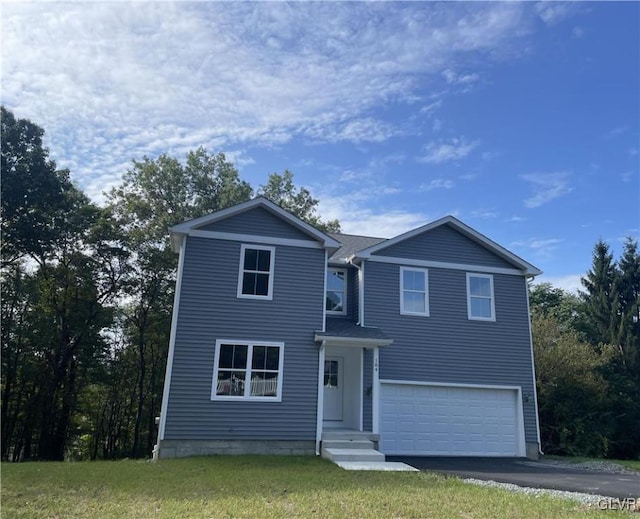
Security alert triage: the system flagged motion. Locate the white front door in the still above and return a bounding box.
[323,357,343,421]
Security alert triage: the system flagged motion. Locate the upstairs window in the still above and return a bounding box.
[400,267,429,316]
[467,273,495,321]
[237,245,275,300]
[212,340,284,401]
[326,268,347,315]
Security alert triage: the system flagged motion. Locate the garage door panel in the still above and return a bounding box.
[381,383,521,456]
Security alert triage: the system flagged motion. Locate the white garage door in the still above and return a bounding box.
[380,383,523,456]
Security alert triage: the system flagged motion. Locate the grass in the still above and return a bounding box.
[543,454,640,472]
[1,456,619,518]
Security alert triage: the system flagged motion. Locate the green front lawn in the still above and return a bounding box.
[1,456,615,518]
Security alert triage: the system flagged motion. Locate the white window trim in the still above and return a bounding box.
[211,339,285,402]
[466,272,496,321]
[237,244,275,300]
[326,267,348,315]
[400,267,430,317]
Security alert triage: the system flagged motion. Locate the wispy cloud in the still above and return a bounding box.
[420,178,455,191]
[3,1,536,201]
[441,69,480,85]
[603,126,629,139]
[521,172,572,208]
[621,170,636,183]
[571,26,585,39]
[471,209,498,219]
[511,237,564,258]
[535,2,576,26]
[418,137,480,164]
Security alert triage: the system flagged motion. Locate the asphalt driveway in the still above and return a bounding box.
[387,456,640,499]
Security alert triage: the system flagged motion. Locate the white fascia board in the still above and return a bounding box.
[367,255,526,276]
[170,197,341,250]
[355,215,542,276]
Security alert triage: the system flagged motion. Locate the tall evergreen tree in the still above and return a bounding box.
[580,240,619,346]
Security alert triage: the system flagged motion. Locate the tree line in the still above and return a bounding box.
[530,239,640,459]
[2,106,638,461]
[1,107,338,461]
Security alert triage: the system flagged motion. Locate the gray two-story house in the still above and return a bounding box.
[155,196,542,461]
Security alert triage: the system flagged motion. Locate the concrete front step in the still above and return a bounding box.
[322,448,385,462]
[335,461,419,472]
[322,439,374,450]
[322,430,379,442]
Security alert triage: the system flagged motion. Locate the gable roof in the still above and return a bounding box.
[328,232,387,263]
[353,215,542,276]
[169,196,341,252]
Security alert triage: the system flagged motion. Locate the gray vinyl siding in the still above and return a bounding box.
[164,236,325,441]
[197,206,313,241]
[373,224,516,269]
[364,260,539,444]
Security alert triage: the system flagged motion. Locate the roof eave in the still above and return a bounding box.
[314,334,393,348]
[169,196,341,251]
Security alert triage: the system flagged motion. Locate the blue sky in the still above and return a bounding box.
[3,1,638,291]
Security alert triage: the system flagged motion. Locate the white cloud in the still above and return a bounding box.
[511,237,564,258]
[420,178,455,191]
[603,126,629,139]
[420,100,443,114]
[521,172,572,208]
[534,274,582,294]
[471,209,498,219]
[571,26,584,39]
[418,137,480,164]
[320,196,430,239]
[535,2,576,26]
[2,2,537,202]
[442,69,480,85]
[304,118,398,144]
[621,170,636,183]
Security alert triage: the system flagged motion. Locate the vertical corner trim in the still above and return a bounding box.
[315,341,326,455]
[372,346,380,435]
[524,280,543,453]
[158,235,187,441]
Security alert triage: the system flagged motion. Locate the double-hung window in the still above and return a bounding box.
[400,267,429,316]
[212,340,284,401]
[467,273,495,321]
[326,268,347,315]
[237,244,275,299]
